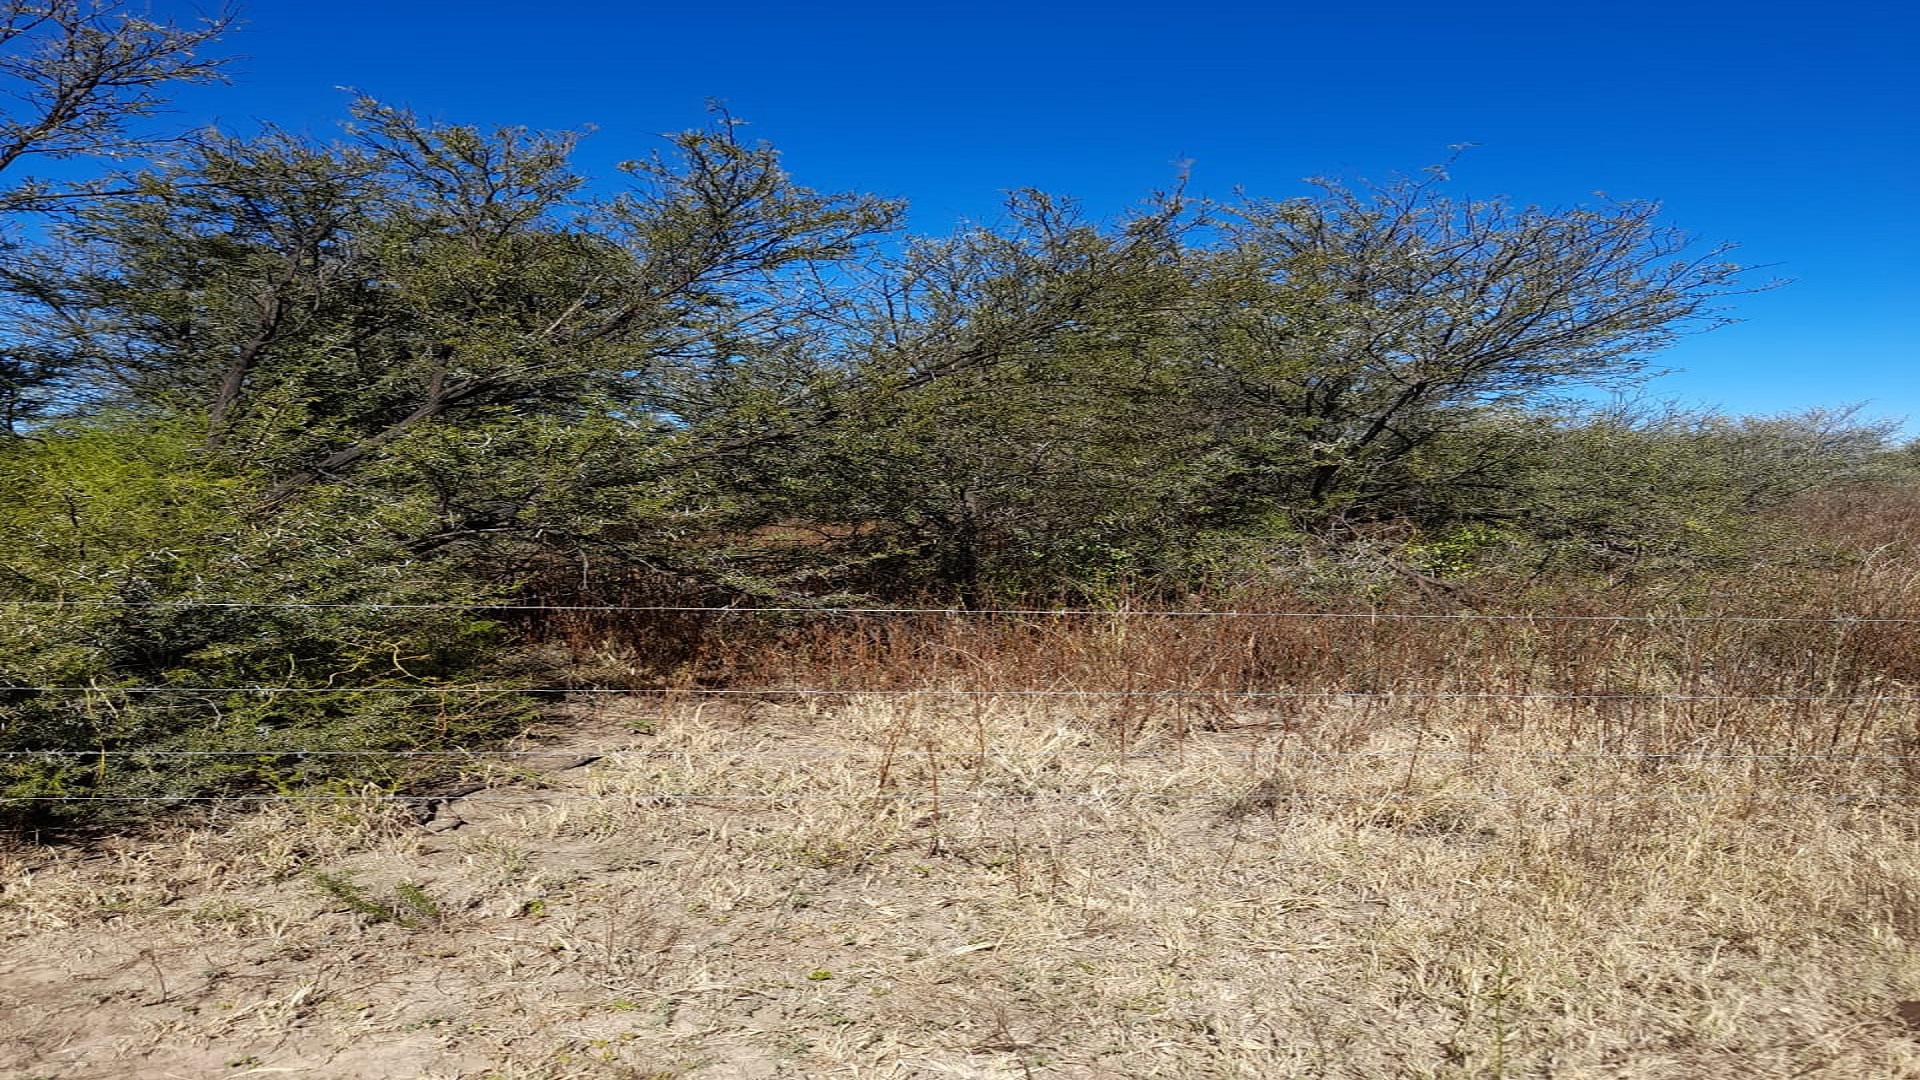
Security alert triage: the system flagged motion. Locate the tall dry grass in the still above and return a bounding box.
[530,484,1920,777]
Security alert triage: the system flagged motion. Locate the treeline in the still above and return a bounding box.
[0,4,1912,822]
[6,100,1908,602]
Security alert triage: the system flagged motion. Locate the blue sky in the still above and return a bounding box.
[160,0,1915,430]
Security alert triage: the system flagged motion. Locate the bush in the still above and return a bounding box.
[0,421,532,829]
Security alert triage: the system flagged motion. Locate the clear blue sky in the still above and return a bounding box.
[163,0,1916,430]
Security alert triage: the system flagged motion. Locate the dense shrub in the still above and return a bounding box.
[0,423,530,828]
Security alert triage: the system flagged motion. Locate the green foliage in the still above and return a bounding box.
[0,0,232,214]
[1386,405,1902,582]
[309,870,446,929]
[1402,523,1524,578]
[0,61,1902,830]
[0,421,530,827]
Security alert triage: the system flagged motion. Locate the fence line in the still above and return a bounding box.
[4,748,1919,762]
[6,790,1918,805]
[9,603,1918,814]
[3,600,1919,623]
[7,685,1919,702]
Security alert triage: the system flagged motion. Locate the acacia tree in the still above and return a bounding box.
[0,0,231,205]
[690,169,1765,601]
[1174,170,1752,531]
[730,189,1205,601]
[732,170,1761,599]
[9,100,902,588]
[0,0,231,434]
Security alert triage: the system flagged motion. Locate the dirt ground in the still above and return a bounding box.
[6,696,1920,1079]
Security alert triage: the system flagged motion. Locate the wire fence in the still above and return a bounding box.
[3,600,1920,622]
[6,686,1918,701]
[8,791,1920,805]
[6,600,1919,809]
[7,747,1920,761]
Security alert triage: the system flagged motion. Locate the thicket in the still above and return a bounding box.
[0,4,1912,827]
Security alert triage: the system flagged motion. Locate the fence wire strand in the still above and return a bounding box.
[7,685,1919,702]
[7,791,1920,805]
[8,601,1917,809]
[2,600,1919,623]
[4,748,1919,762]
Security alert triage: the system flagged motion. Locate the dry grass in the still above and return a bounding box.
[6,686,1920,1079]
[4,490,1920,1078]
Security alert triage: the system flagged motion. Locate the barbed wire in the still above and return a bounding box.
[1,600,1917,623]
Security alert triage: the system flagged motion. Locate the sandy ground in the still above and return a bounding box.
[6,695,1920,1079]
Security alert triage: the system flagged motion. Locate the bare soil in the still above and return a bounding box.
[6,695,1920,1079]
